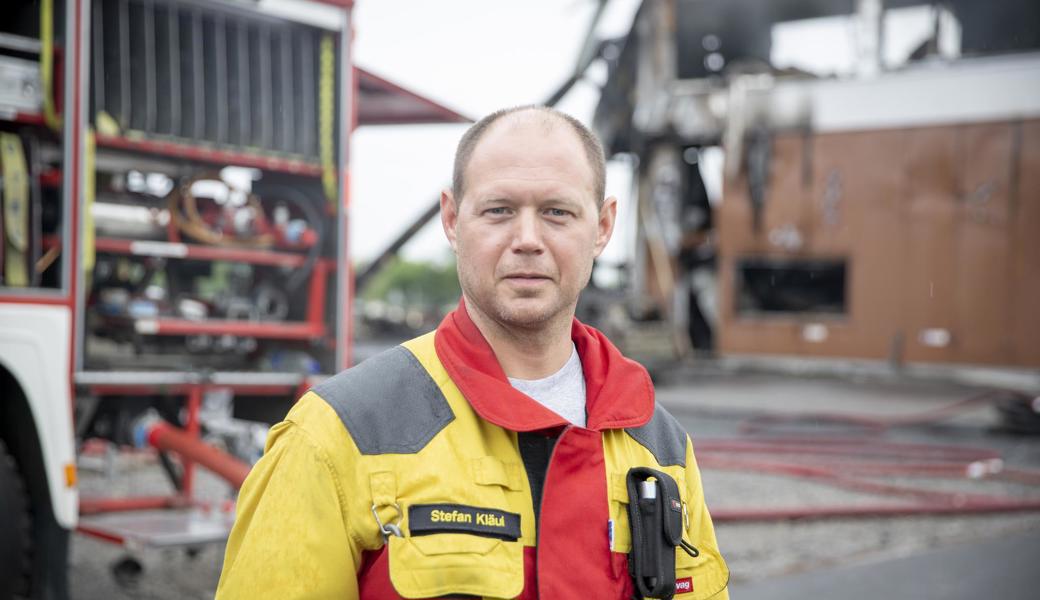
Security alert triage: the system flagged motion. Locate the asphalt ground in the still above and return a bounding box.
[730,528,1040,600]
[69,371,1040,598]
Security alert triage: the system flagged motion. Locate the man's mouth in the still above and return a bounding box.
[503,273,552,284]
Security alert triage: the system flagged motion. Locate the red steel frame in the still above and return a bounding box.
[59,0,355,531]
[182,386,202,500]
[77,382,297,517]
[128,318,324,340]
[42,235,337,339]
[95,134,324,177]
[93,237,314,268]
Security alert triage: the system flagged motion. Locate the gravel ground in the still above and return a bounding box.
[72,459,232,600]
[664,373,1040,586]
[68,372,1040,598]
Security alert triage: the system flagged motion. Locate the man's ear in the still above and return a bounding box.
[593,196,618,258]
[440,189,459,252]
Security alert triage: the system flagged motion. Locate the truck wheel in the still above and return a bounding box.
[0,438,33,599]
[111,555,144,589]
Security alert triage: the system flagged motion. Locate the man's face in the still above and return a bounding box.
[441,114,616,331]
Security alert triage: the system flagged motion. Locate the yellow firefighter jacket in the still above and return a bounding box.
[217,301,728,599]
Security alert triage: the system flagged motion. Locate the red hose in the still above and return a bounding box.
[737,389,1025,435]
[711,498,1040,522]
[695,389,1040,522]
[146,421,252,490]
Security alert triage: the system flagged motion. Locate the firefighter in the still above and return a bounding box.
[216,106,728,599]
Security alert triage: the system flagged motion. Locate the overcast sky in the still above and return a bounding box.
[346,1,937,266]
[348,0,642,266]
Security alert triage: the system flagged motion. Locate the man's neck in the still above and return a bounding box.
[464,298,575,380]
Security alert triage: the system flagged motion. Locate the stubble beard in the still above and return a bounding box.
[457,261,591,336]
[490,292,569,331]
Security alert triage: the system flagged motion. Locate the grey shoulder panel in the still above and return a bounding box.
[312,345,454,455]
[625,403,688,467]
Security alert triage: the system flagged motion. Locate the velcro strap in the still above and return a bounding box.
[611,473,629,504]
[473,456,523,491]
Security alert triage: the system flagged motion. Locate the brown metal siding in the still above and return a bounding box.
[1013,121,1040,367]
[810,130,906,360]
[952,123,1016,364]
[717,119,1040,368]
[900,126,959,364]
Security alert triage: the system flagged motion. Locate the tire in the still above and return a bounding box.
[0,437,33,599]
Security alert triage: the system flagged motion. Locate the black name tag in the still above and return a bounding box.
[408,504,521,541]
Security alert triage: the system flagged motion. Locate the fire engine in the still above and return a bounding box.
[0,0,465,597]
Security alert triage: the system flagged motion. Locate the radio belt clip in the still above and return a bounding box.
[626,467,699,599]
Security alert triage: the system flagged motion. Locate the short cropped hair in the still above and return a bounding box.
[452,105,607,206]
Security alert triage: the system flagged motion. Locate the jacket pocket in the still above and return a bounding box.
[388,532,524,599]
[673,541,729,599]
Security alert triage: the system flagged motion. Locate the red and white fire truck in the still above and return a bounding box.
[0,0,466,596]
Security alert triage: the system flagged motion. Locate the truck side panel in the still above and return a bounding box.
[0,304,77,529]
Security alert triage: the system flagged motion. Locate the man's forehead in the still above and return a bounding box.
[467,140,594,200]
[454,107,602,205]
[479,111,574,147]
[469,114,588,170]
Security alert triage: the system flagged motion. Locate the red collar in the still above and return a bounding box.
[433,299,655,432]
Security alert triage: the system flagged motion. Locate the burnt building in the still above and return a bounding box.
[594,0,1040,369]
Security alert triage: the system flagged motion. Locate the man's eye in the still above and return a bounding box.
[485,207,510,216]
[546,208,571,218]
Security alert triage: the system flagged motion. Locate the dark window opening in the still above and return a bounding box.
[737,258,847,316]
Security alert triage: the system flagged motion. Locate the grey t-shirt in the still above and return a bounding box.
[508,344,587,427]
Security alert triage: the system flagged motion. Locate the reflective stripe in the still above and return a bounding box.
[312,345,454,455]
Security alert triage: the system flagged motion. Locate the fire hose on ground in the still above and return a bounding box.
[695,389,1040,522]
[109,390,1040,524]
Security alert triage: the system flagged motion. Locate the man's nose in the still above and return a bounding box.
[510,210,544,254]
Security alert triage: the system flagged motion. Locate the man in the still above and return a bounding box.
[216,106,728,599]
